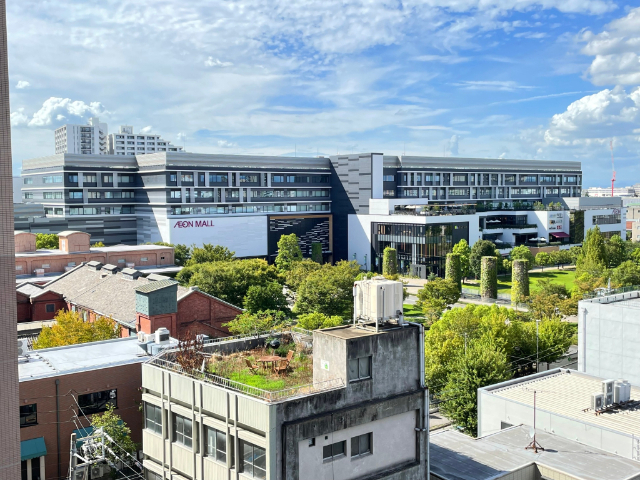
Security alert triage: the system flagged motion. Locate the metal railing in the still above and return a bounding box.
[582,285,640,301]
[147,357,344,402]
[200,327,314,348]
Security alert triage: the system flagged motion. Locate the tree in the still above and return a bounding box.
[605,234,626,268]
[275,233,303,272]
[223,310,288,335]
[480,256,497,300]
[445,253,462,292]
[453,239,471,280]
[439,338,511,435]
[177,259,280,307]
[186,244,235,266]
[175,330,206,371]
[33,310,121,349]
[578,226,607,272]
[91,241,105,247]
[294,261,362,318]
[469,240,496,279]
[148,242,190,266]
[610,260,640,287]
[382,247,398,277]
[36,233,58,250]
[90,404,138,466]
[296,312,343,330]
[285,259,322,292]
[244,282,290,314]
[511,259,529,305]
[535,252,552,272]
[568,246,582,265]
[416,277,461,324]
[527,279,577,318]
[510,245,535,271]
[311,242,323,264]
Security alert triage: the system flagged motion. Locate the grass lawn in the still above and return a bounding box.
[403,303,423,317]
[462,268,576,294]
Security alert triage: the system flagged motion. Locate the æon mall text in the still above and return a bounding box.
[173,220,215,228]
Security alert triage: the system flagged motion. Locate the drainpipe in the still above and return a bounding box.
[55,379,61,480]
[407,321,428,474]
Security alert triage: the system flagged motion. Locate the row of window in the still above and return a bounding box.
[398,172,580,186]
[115,135,161,140]
[170,203,330,215]
[67,206,135,215]
[593,213,622,225]
[26,174,132,185]
[87,191,135,199]
[251,189,330,198]
[322,433,372,461]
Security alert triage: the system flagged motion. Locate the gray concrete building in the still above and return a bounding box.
[0,0,21,477]
[140,323,429,480]
[578,290,640,386]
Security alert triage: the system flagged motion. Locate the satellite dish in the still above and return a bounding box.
[528,426,535,439]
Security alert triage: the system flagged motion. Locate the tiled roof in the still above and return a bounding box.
[16,282,44,297]
[134,279,178,293]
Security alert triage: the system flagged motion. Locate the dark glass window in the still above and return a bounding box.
[144,403,162,435]
[45,304,55,313]
[348,356,372,381]
[351,433,372,457]
[240,440,265,479]
[78,389,117,415]
[205,426,227,463]
[20,404,37,427]
[322,440,346,461]
[172,413,192,448]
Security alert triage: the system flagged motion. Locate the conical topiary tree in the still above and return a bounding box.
[445,253,462,292]
[480,256,497,300]
[511,259,529,305]
[382,247,398,276]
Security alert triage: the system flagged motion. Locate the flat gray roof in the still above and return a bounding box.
[431,426,640,480]
[15,244,172,258]
[19,337,149,381]
[316,324,416,339]
[399,155,581,171]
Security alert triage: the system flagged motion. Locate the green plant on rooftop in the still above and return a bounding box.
[295,312,343,330]
[33,310,121,349]
[91,241,105,247]
[223,310,288,336]
[186,244,235,266]
[36,233,58,250]
[275,233,303,273]
[244,282,290,314]
[175,330,206,371]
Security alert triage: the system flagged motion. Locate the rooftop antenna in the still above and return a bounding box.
[610,140,616,197]
[524,389,545,453]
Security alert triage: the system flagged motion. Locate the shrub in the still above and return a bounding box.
[296,312,344,330]
[480,256,497,300]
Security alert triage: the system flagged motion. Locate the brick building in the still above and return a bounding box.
[16,262,242,339]
[14,230,175,279]
[19,336,161,480]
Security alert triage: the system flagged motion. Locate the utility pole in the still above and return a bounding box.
[536,318,540,372]
[525,390,545,453]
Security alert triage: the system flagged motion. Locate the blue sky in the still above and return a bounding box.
[7,1,640,187]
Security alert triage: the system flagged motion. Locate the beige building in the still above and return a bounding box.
[140,323,429,480]
[627,206,640,241]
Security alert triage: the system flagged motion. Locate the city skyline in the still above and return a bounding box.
[5,1,640,188]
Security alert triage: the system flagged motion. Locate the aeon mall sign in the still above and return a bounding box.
[173,220,215,228]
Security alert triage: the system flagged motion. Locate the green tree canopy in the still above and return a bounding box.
[610,260,640,288]
[90,404,138,465]
[527,279,578,318]
[452,239,471,279]
[244,282,290,314]
[578,226,607,272]
[605,234,626,268]
[296,312,344,330]
[33,310,121,350]
[416,278,460,325]
[294,261,362,318]
[510,245,535,271]
[36,233,58,250]
[177,259,280,307]
[535,252,552,271]
[147,242,190,266]
[91,241,105,247]
[275,233,303,272]
[469,240,497,278]
[186,244,235,266]
[285,258,322,292]
[223,310,288,335]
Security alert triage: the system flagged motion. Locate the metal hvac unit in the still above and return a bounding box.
[605,392,614,406]
[602,379,615,404]
[614,380,632,403]
[591,393,605,411]
[353,277,404,322]
[17,338,29,357]
[155,327,170,345]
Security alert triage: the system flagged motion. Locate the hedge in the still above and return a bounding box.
[480,256,497,300]
[445,253,462,292]
[382,247,398,276]
[511,259,529,304]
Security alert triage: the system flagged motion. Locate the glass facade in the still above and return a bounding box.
[371,222,469,277]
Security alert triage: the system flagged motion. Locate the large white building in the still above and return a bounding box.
[585,186,636,197]
[107,125,183,156]
[54,117,108,155]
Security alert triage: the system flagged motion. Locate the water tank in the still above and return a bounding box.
[354,277,404,321]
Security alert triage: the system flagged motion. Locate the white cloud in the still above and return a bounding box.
[10,108,28,126]
[205,57,233,68]
[140,125,153,133]
[217,140,237,148]
[544,86,640,146]
[448,134,460,156]
[414,55,469,64]
[16,80,30,89]
[27,97,107,127]
[581,7,640,86]
[56,114,66,121]
[452,80,535,91]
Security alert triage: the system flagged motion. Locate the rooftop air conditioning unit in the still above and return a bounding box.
[126,263,135,268]
[17,338,29,357]
[602,379,615,396]
[615,380,632,403]
[591,393,604,411]
[155,327,170,345]
[353,277,404,322]
[137,331,146,343]
[605,392,614,406]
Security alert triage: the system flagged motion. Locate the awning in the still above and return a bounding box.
[73,426,95,447]
[21,437,47,461]
[551,232,570,238]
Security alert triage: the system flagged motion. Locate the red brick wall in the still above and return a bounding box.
[17,292,31,322]
[136,313,176,336]
[176,291,242,338]
[19,362,143,480]
[30,292,66,322]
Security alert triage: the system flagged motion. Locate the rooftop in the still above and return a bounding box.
[430,426,640,480]
[15,243,173,258]
[483,370,640,437]
[19,337,152,381]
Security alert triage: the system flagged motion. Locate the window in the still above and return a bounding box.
[120,206,135,214]
[23,177,33,185]
[172,413,193,448]
[240,174,258,183]
[20,404,37,427]
[504,174,516,184]
[209,174,228,183]
[69,207,100,215]
[565,176,577,182]
[42,175,63,183]
[593,213,621,225]
[41,264,50,269]
[197,189,213,198]
[55,208,64,215]
[78,389,117,415]
[272,175,285,183]
[348,356,372,381]
[144,403,162,435]
[137,142,145,145]
[83,174,97,183]
[453,174,467,182]
[45,304,55,313]
[43,192,63,199]
[449,188,470,196]
[519,175,537,183]
[119,175,134,183]
[540,175,555,183]
[511,188,540,195]
[23,192,33,199]
[169,190,181,199]
[322,440,346,461]
[68,191,83,199]
[351,433,372,457]
[88,191,100,199]
[140,257,148,262]
[103,174,113,183]
[383,189,395,197]
[205,426,227,463]
[169,173,177,183]
[228,189,239,198]
[199,173,205,184]
[181,173,194,183]
[401,188,418,197]
[121,191,135,199]
[240,440,266,479]
[383,175,395,182]
[68,174,78,183]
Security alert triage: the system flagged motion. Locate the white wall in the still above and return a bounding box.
[168,215,268,257]
[297,410,417,480]
[584,208,626,238]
